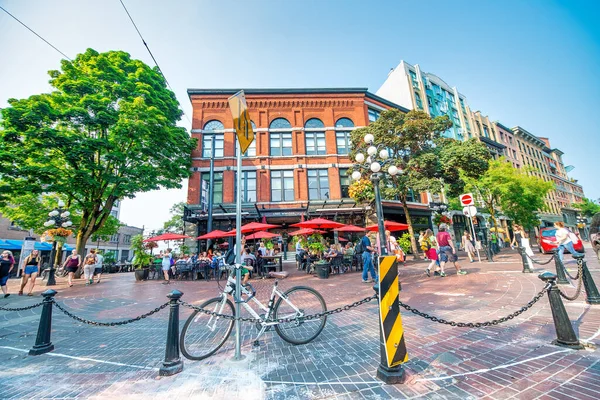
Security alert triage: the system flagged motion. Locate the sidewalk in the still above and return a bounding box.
[0,247,599,399]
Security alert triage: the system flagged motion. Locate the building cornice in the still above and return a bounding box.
[511,126,546,148]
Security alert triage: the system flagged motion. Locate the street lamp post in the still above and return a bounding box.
[43,200,73,286]
[577,215,588,241]
[352,133,405,384]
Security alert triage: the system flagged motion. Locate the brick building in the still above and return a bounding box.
[184,88,434,238]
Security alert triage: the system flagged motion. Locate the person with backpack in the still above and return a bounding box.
[83,249,98,285]
[553,222,584,262]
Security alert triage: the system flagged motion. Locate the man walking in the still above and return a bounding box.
[361,233,377,283]
[93,250,104,284]
[436,224,467,277]
[554,221,584,262]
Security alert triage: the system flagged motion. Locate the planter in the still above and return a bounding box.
[143,267,149,280]
[315,262,330,279]
[134,269,145,281]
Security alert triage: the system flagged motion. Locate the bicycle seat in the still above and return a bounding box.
[269,271,289,279]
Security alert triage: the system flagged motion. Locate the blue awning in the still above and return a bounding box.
[0,239,74,251]
[0,239,21,250]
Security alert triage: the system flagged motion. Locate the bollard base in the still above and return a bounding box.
[159,359,184,376]
[522,267,534,273]
[29,343,54,356]
[585,295,600,305]
[376,365,406,384]
[552,339,585,351]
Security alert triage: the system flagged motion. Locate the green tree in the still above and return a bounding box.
[464,159,554,229]
[163,202,186,233]
[349,109,452,257]
[573,198,600,218]
[0,49,196,257]
[438,138,491,198]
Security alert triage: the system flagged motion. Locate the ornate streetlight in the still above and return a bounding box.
[43,200,73,286]
[352,133,405,383]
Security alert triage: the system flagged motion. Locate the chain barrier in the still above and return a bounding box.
[562,263,580,281]
[52,300,170,327]
[557,259,584,301]
[524,252,555,265]
[179,294,378,323]
[396,284,550,328]
[0,302,44,312]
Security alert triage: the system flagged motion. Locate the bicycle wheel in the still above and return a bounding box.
[180,296,235,361]
[274,286,327,345]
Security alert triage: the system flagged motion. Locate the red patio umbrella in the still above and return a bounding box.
[291,218,345,230]
[196,230,231,240]
[338,237,349,242]
[334,224,366,232]
[288,228,327,236]
[144,233,191,242]
[226,222,280,236]
[245,231,280,240]
[366,221,410,232]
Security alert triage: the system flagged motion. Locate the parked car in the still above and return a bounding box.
[538,227,584,254]
[590,213,600,260]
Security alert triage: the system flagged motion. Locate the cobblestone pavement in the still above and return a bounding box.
[1,246,599,399]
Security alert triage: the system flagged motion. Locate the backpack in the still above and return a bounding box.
[85,255,97,265]
[355,240,364,254]
[224,249,235,265]
[169,256,175,266]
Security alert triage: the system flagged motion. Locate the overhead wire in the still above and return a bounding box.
[0,5,72,61]
[117,0,192,126]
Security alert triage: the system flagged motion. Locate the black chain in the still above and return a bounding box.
[0,302,44,312]
[558,260,584,301]
[52,300,170,326]
[396,284,550,328]
[562,262,580,281]
[179,294,378,323]
[525,252,555,265]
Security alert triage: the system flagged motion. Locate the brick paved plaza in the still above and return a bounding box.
[1,247,599,400]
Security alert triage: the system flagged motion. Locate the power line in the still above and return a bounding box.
[0,5,72,61]
[117,0,192,126]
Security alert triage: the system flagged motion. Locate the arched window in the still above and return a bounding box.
[269,118,291,130]
[304,118,325,155]
[335,118,354,155]
[269,118,292,156]
[202,120,224,158]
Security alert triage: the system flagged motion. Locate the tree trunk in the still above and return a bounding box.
[401,195,420,260]
[74,229,92,278]
[54,242,64,266]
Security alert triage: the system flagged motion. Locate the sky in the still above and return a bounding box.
[1,0,599,232]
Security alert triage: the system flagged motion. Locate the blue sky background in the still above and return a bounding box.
[1,0,598,231]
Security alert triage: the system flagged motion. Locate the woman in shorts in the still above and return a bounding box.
[62,249,81,287]
[19,250,41,296]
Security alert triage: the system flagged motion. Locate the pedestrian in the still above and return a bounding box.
[257,242,267,257]
[461,231,476,263]
[93,250,104,284]
[553,221,584,262]
[162,248,172,284]
[511,224,534,270]
[19,249,41,296]
[83,249,98,285]
[421,229,440,276]
[436,224,467,276]
[361,233,377,283]
[1,250,15,298]
[62,249,81,287]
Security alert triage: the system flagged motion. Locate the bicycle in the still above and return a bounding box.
[40,264,68,281]
[179,264,327,361]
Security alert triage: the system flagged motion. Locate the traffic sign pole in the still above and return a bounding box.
[468,207,481,262]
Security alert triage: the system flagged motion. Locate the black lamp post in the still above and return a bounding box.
[43,200,73,286]
[351,133,405,383]
[577,215,588,241]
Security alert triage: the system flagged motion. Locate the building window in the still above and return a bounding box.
[414,92,423,109]
[339,168,350,198]
[269,118,292,156]
[335,118,354,155]
[110,234,120,243]
[110,210,119,218]
[271,170,294,202]
[233,121,257,157]
[483,126,490,138]
[202,120,225,158]
[123,235,131,244]
[200,172,223,205]
[308,169,330,200]
[305,118,326,155]
[368,108,380,122]
[234,171,257,203]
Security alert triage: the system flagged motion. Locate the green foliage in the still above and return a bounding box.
[291,235,308,248]
[464,158,554,229]
[131,234,152,269]
[0,49,196,256]
[396,233,412,254]
[438,138,491,198]
[102,251,116,265]
[572,198,600,218]
[163,202,186,233]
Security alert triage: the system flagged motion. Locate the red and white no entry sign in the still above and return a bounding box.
[460,193,474,206]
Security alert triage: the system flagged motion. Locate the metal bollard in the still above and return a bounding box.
[552,249,569,285]
[159,290,184,376]
[518,246,532,273]
[573,254,600,305]
[538,272,584,350]
[29,289,57,356]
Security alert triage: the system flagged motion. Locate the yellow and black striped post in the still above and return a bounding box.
[376,255,407,383]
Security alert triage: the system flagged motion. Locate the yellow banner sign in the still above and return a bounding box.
[378,255,408,368]
[228,90,254,154]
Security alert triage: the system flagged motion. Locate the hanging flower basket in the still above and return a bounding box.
[44,228,73,243]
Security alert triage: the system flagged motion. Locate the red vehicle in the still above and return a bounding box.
[538,227,584,254]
